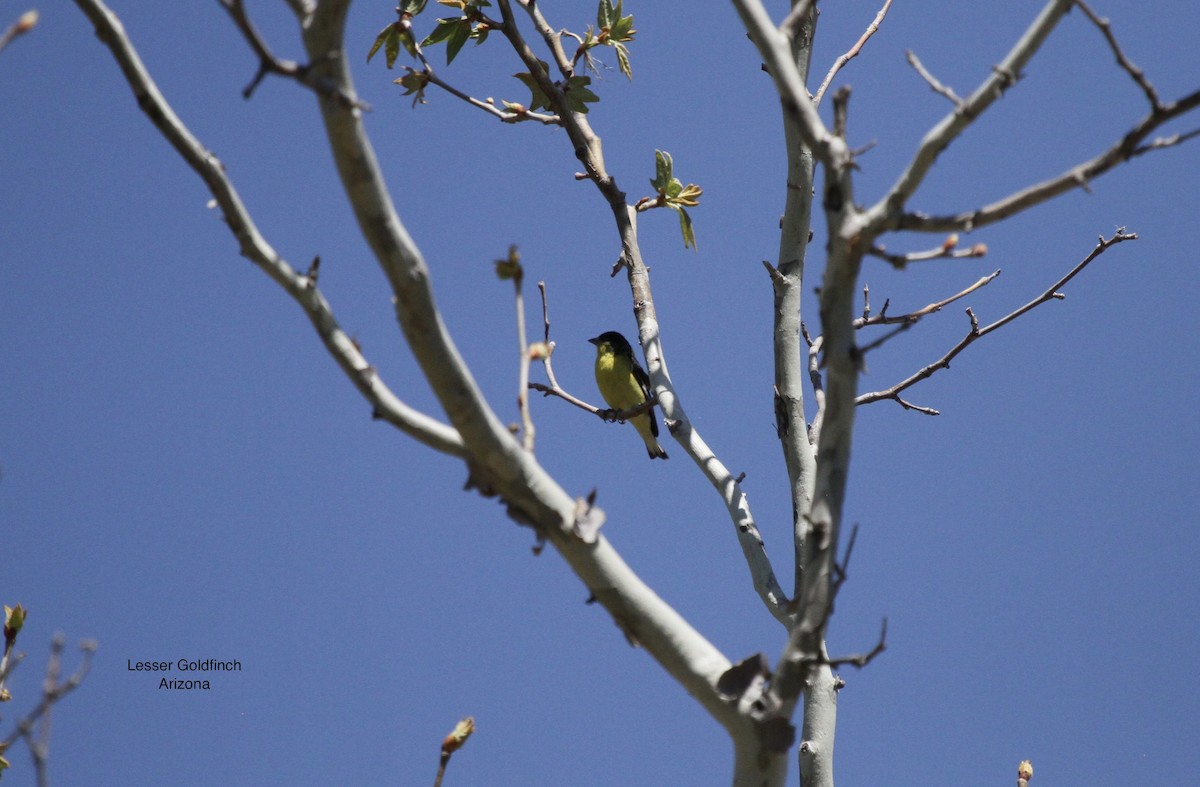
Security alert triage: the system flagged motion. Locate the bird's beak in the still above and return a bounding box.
[587,336,601,345]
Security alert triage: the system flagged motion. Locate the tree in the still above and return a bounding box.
[4,0,1199,784]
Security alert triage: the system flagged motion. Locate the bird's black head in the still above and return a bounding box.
[588,331,634,355]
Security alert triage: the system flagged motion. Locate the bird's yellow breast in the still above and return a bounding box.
[594,348,645,410]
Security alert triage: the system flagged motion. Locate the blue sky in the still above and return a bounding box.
[3,1,1199,785]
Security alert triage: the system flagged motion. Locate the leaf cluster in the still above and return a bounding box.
[648,150,703,249]
[574,0,636,79]
[366,1,703,246]
[421,0,494,65]
[513,61,599,114]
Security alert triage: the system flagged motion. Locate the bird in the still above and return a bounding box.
[588,331,669,460]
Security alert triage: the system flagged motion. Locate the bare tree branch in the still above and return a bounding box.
[868,233,987,268]
[884,1,1200,235]
[813,0,894,107]
[2,636,97,787]
[823,618,887,669]
[763,0,820,613]
[419,66,561,124]
[1073,0,1160,110]
[857,231,1136,409]
[733,18,863,736]
[897,87,1200,233]
[71,0,466,458]
[218,0,365,109]
[500,248,536,453]
[861,0,1076,236]
[854,270,1001,328]
[733,0,838,171]
[904,48,964,106]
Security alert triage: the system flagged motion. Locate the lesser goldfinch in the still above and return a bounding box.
[588,331,669,460]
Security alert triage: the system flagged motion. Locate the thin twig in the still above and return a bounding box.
[857,322,911,355]
[831,523,859,597]
[895,89,1200,233]
[904,49,964,106]
[218,0,366,110]
[894,396,940,416]
[1134,127,1200,154]
[1073,0,1161,110]
[813,0,894,106]
[857,230,1136,411]
[505,249,536,453]
[800,322,825,445]
[406,34,560,125]
[534,282,562,388]
[427,71,560,124]
[821,618,887,669]
[979,231,1134,334]
[864,0,1077,233]
[869,234,987,268]
[529,381,660,424]
[2,636,97,786]
[854,270,1001,328]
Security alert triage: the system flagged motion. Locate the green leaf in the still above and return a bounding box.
[421,17,460,46]
[614,42,632,79]
[395,68,431,106]
[676,206,697,250]
[597,0,614,31]
[386,27,402,68]
[608,0,635,42]
[651,149,672,192]
[399,0,429,15]
[562,75,599,114]
[368,23,397,64]
[515,63,597,115]
[494,246,523,282]
[446,19,471,64]
[513,62,553,112]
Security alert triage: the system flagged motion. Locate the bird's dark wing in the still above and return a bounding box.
[630,359,660,438]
